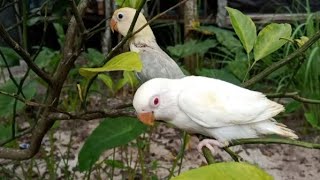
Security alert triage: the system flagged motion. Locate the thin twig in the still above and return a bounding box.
[267,92,320,104]
[69,0,86,34]
[229,138,320,149]
[0,24,53,85]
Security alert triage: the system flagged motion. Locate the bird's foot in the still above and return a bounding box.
[197,139,228,155]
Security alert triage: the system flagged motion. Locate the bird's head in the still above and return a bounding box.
[133,78,178,126]
[110,7,155,39]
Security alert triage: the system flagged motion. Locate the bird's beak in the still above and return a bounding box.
[137,112,155,126]
[110,18,117,33]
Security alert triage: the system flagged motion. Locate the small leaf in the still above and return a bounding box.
[295,36,309,47]
[304,112,319,128]
[78,117,147,171]
[123,71,139,89]
[196,68,241,85]
[85,48,105,65]
[0,47,21,67]
[167,39,218,58]
[254,23,292,61]
[98,74,115,94]
[196,26,243,53]
[0,80,37,118]
[79,52,142,79]
[285,100,301,113]
[226,7,256,54]
[172,162,272,180]
[227,60,248,80]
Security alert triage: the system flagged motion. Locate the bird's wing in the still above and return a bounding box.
[137,46,185,82]
[178,77,284,128]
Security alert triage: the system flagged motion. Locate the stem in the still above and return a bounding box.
[229,138,320,149]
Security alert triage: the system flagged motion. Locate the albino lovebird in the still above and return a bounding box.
[133,76,298,153]
[110,7,185,82]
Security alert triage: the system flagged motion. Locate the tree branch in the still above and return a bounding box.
[69,0,86,34]
[243,30,320,88]
[267,92,320,104]
[229,138,320,149]
[0,24,53,85]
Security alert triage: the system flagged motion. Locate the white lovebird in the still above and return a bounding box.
[133,76,298,153]
[110,7,185,82]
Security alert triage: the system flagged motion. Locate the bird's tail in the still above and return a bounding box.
[254,119,298,139]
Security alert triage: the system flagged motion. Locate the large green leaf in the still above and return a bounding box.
[172,162,272,180]
[0,80,37,118]
[123,71,139,88]
[167,39,218,58]
[0,47,21,67]
[254,23,292,61]
[79,52,142,79]
[78,117,147,171]
[226,7,256,54]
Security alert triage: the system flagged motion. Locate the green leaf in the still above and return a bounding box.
[0,47,21,67]
[285,100,301,113]
[171,162,272,180]
[78,117,147,171]
[304,112,319,128]
[85,48,105,65]
[0,80,37,118]
[104,159,125,169]
[167,39,218,58]
[53,23,65,47]
[196,68,241,85]
[98,74,115,94]
[254,23,292,61]
[115,78,128,92]
[0,124,11,141]
[79,52,142,79]
[226,7,256,54]
[123,71,139,88]
[196,26,242,53]
[227,60,248,80]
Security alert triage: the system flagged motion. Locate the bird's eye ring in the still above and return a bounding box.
[117,12,124,20]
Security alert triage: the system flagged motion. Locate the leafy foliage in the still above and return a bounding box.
[167,39,218,58]
[78,117,147,171]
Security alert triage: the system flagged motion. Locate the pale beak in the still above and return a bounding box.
[137,112,155,126]
[110,18,118,33]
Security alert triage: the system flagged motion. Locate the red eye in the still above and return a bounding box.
[153,97,159,105]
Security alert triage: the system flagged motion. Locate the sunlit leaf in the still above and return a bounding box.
[78,117,147,171]
[254,23,292,61]
[172,162,272,180]
[226,7,256,54]
[79,52,142,79]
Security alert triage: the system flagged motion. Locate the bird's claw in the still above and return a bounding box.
[197,139,228,155]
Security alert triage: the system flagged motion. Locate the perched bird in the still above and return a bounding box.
[110,7,185,82]
[133,76,298,153]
